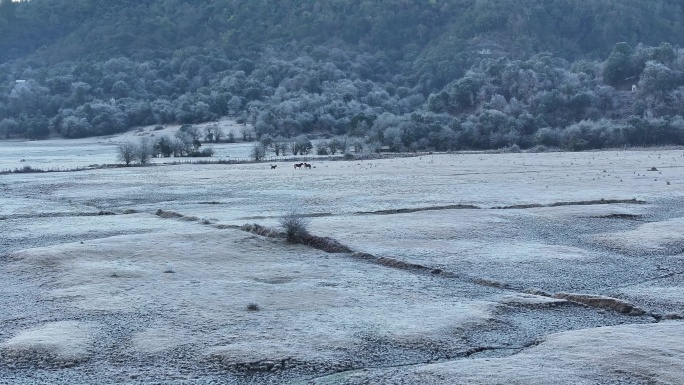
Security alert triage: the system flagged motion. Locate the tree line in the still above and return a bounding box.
[3,1,684,151]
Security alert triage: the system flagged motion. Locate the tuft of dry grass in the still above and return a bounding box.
[240,223,285,238]
[155,209,183,219]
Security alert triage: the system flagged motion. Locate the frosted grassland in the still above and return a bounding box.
[1,130,684,384]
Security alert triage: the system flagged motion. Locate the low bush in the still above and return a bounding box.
[278,209,311,243]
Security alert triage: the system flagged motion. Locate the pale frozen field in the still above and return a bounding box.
[1,140,684,384]
[311,321,684,385]
[0,119,247,171]
[0,118,325,171]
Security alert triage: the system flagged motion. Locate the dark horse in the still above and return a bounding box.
[304,163,312,169]
[294,163,304,169]
[270,165,277,169]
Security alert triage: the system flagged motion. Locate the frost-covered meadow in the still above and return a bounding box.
[1,133,684,384]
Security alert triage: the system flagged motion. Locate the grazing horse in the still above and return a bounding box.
[294,163,304,169]
[270,165,277,169]
[304,163,312,169]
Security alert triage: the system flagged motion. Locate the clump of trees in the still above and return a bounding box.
[117,133,214,165]
[116,139,152,166]
[11,41,684,154]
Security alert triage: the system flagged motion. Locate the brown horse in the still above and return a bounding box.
[304,163,312,169]
[294,163,304,169]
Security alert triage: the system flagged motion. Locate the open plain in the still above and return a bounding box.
[1,137,684,384]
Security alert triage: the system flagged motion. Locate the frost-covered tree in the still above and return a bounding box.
[117,141,139,166]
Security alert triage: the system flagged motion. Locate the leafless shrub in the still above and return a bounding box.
[278,208,311,243]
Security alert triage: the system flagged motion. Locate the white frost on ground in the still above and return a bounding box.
[591,217,684,253]
[1,321,96,364]
[3,213,195,247]
[3,143,684,382]
[6,230,497,365]
[0,197,97,216]
[316,322,684,385]
[311,210,595,265]
[617,285,684,307]
[130,323,200,354]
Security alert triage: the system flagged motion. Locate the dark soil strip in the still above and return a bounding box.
[0,211,116,220]
[494,198,645,210]
[237,223,456,276]
[237,199,646,222]
[238,212,334,220]
[354,199,644,216]
[240,223,352,253]
[354,205,480,215]
[552,293,646,316]
[349,252,455,277]
[587,213,643,220]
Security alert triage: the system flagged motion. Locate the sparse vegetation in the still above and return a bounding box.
[12,165,43,173]
[279,209,311,243]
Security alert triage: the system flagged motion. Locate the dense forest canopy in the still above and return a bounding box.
[2,0,684,151]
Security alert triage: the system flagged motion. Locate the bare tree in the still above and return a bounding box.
[213,126,224,142]
[273,141,288,156]
[137,138,152,165]
[251,143,266,161]
[117,141,139,166]
[203,126,214,142]
[351,138,364,153]
[315,141,329,155]
[204,125,223,142]
[241,126,254,142]
[116,142,138,166]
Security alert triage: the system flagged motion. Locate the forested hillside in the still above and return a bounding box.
[2,0,684,151]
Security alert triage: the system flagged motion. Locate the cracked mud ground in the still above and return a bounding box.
[1,150,684,384]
